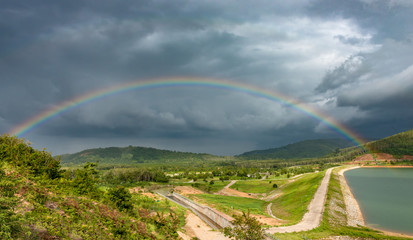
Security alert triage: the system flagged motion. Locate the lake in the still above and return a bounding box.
[344,168,413,236]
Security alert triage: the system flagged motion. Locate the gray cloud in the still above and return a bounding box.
[316,55,368,92]
[1,0,412,155]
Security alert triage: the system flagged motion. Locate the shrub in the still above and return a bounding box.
[107,186,133,212]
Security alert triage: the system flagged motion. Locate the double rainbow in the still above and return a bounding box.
[9,77,366,147]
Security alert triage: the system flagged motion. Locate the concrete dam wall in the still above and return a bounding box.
[171,192,233,229]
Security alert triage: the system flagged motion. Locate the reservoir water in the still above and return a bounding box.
[344,168,413,236]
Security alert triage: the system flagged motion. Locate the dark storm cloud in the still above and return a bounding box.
[316,37,413,140]
[316,55,368,92]
[1,0,412,155]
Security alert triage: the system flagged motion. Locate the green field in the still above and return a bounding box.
[271,171,324,224]
[230,179,286,194]
[192,194,268,216]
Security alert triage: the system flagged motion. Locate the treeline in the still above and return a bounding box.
[168,164,334,183]
[102,168,168,185]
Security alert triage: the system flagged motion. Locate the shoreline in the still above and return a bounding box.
[340,165,413,239]
[361,165,413,168]
[338,166,364,227]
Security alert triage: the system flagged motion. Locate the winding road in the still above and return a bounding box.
[163,167,335,238]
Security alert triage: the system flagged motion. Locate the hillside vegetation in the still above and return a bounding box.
[366,128,413,157]
[0,135,185,239]
[59,145,218,165]
[237,139,354,160]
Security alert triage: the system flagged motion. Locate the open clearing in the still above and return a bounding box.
[230,179,286,194]
[192,194,268,216]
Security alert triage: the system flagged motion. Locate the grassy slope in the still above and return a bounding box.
[230,179,286,194]
[272,167,411,239]
[270,171,324,224]
[192,194,268,216]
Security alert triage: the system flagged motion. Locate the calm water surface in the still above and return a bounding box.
[345,168,413,235]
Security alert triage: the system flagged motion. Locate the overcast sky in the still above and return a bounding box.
[1,0,412,155]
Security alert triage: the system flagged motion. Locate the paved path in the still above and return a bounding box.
[266,167,334,234]
[224,180,237,189]
[266,203,284,221]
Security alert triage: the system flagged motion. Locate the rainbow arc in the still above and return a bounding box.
[9,77,366,148]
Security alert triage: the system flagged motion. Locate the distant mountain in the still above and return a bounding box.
[58,146,217,165]
[237,139,355,160]
[366,128,413,157]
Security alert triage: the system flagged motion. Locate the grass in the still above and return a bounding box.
[271,166,411,239]
[270,171,324,224]
[171,180,230,193]
[194,180,230,193]
[230,179,286,194]
[192,194,268,216]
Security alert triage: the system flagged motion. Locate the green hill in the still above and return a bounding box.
[59,145,218,165]
[237,139,354,160]
[366,128,413,157]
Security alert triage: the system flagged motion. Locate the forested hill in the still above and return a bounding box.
[237,139,354,160]
[366,128,413,157]
[58,145,217,165]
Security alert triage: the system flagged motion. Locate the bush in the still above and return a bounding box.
[223,211,265,240]
[107,186,133,212]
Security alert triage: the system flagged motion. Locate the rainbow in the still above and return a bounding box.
[9,77,366,147]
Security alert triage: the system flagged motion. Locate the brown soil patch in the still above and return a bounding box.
[129,187,159,199]
[402,155,413,160]
[351,153,413,165]
[250,214,284,226]
[174,186,204,196]
[352,153,394,161]
[353,153,413,162]
[180,211,230,240]
[129,187,143,194]
[142,192,157,198]
[216,187,255,199]
[373,153,395,160]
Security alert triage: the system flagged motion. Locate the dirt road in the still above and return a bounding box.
[216,180,256,199]
[266,167,334,234]
[224,180,237,189]
[178,212,230,240]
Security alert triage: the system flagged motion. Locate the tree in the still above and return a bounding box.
[223,211,266,240]
[72,162,99,196]
[107,186,133,212]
